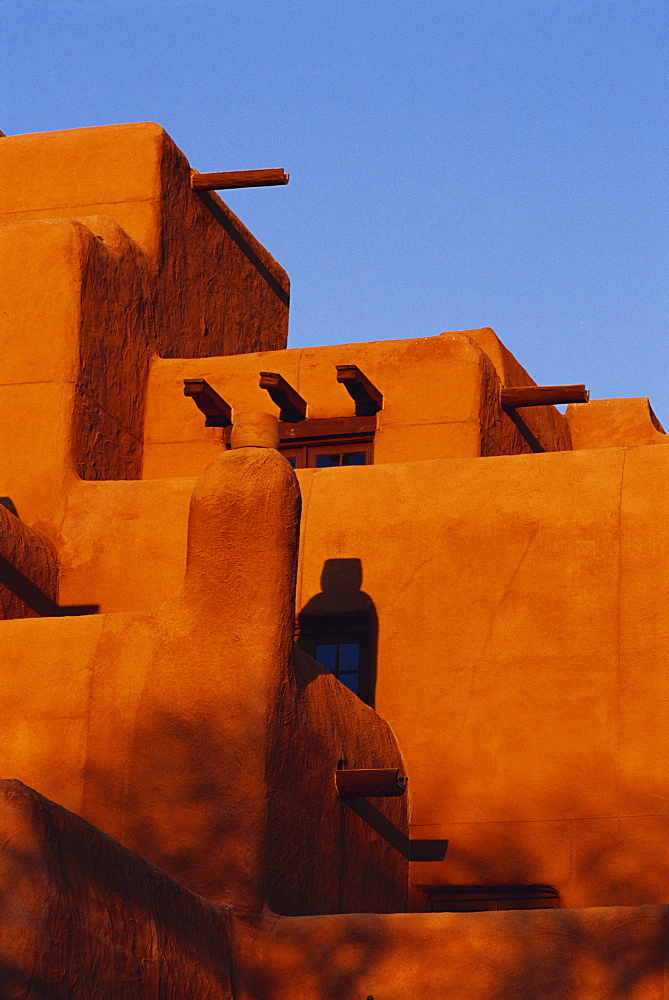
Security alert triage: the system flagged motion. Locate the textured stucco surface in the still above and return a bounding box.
[142,329,572,481]
[0,449,408,914]
[0,504,59,619]
[53,439,669,912]
[567,396,667,449]
[233,905,669,1000]
[0,123,289,529]
[3,778,666,1000]
[0,780,232,1000]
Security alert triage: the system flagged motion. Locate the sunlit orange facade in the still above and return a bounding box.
[1,122,668,998]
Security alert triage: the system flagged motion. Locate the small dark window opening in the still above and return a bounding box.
[297,610,376,705]
[426,885,559,913]
[281,438,373,469]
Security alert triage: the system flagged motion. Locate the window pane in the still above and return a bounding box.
[338,672,359,695]
[285,457,297,468]
[338,642,360,671]
[315,644,337,672]
[342,451,367,466]
[315,453,341,468]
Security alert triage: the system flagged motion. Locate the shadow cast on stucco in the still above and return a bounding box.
[343,795,448,861]
[298,558,378,706]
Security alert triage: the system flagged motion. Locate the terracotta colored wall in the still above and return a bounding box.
[0,123,289,530]
[567,397,667,449]
[52,418,669,913]
[267,645,408,916]
[291,442,669,909]
[0,449,407,915]
[0,504,58,619]
[233,905,669,1000]
[141,329,571,481]
[3,776,666,1000]
[0,780,232,1000]
[0,123,289,360]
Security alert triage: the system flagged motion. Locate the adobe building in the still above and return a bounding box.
[0,122,669,998]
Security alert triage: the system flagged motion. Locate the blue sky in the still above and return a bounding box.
[2,1,667,419]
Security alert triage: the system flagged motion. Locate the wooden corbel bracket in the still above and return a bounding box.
[183,379,232,427]
[336,365,383,416]
[259,372,307,422]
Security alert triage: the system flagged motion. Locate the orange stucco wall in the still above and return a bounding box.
[0,449,408,915]
[4,777,669,1000]
[141,329,571,480]
[293,443,669,909]
[53,439,669,913]
[5,120,669,996]
[0,123,288,527]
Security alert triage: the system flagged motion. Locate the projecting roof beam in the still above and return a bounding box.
[501,384,589,408]
[336,768,408,798]
[191,168,289,191]
[336,365,383,416]
[183,379,232,427]
[259,372,307,423]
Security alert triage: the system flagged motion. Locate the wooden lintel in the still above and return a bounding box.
[336,365,383,416]
[280,416,376,442]
[222,416,375,446]
[336,768,408,798]
[191,168,289,191]
[183,378,232,427]
[501,384,589,408]
[259,372,307,422]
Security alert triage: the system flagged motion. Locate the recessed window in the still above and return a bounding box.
[315,641,361,694]
[281,440,372,469]
[298,609,375,705]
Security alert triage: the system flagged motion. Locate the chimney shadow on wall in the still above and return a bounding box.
[297,558,378,707]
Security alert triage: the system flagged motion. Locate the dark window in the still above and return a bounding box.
[281,440,372,469]
[427,886,559,913]
[315,640,361,694]
[298,610,375,705]
[314,449,367,468]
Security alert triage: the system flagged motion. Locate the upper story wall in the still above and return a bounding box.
[0,123,289,359]
[142,328,572,479]
[0,124,289,526]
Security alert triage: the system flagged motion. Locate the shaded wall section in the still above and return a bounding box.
[0,780,232,1000]
[0,450,408,916]
[0,503,59,619]
[233,905,669,1000]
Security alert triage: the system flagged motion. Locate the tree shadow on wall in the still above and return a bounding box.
[0,712,667,998]
[297,558,378,707]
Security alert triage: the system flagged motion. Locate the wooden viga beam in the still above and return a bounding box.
[501,384,590,408]
[335,768,408,798]
[191,168,289,191]
[259,372,307,423]
[183,378,232,427]
[336,364,383,416]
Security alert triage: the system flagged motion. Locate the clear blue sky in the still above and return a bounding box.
[2,1,667,419]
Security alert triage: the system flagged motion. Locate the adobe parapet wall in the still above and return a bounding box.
[142,328,572,479]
